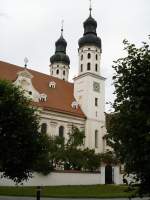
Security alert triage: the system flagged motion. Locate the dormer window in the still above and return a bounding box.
[49,81,56,88]
[71,101,78,109]
[39,93,47,102]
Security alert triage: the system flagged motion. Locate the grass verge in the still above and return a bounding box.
[0,184,137,198]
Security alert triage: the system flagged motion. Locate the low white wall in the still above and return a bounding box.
[0,166,123,186]
[0,171,102,186]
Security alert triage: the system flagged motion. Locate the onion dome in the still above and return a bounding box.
[78,7,102,50]
[50,28,70,65]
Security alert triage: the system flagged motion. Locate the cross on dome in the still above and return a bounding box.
[24,57,29,68]
[89,0,92,16]
[61,20,64,37]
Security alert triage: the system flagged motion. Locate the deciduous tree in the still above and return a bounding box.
[106,39,150,194]
[0,80,51,183]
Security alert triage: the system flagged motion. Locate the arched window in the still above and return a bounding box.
[95,98,98,106]
[81,54,83,60]
[87,53,91,59]
[81,64,83,72]
[56,69,59,74]
[95,130,98,148]
[41,123,47,134]
[63,70,65,75]
[51,70,53,75]
[59,126,64,137]
[96,54,98,60]
[87,63,91,70]
[95,64,98,72]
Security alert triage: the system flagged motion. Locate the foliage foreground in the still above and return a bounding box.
[106,38,150,195]
[0,80,51,183]
[0,185,137,198]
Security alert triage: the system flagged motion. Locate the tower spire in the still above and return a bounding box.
[61,20,64,37]
[89,0,92,16]
[24,57,29,68]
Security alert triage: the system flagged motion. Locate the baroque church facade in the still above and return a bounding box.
[0,7,123,184]
[48,7,106,154]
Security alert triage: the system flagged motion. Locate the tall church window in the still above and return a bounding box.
[96,54,98,60]
[81,54,83,60]
[56,69,59,74]
[41,123,47,134]
[95,98,98,106]
[87,63,91,71]
[63,70,65,75]
[81,64,83,72]
[87,53,91,59]
[95,130,98,148]
[59,126,64,137]
[95,64,98,72]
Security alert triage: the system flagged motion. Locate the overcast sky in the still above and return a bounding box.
[0,0,150,111]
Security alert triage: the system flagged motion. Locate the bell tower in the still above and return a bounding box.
[78,2,102,76]
[50,21,70,81]
[74,3,106,153]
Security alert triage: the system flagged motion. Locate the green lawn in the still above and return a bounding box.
[0,185,137,198]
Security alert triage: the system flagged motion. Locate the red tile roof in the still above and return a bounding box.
[0,61,85,118]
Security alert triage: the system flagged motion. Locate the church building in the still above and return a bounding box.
[0,6,123,185]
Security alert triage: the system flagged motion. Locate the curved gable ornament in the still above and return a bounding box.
[14,69,47,103]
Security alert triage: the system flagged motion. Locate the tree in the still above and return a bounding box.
[48,126,101,172]
[67,126,85,148]
[82,148,101,171]
[0,80,51,183]
[106,39,150,194]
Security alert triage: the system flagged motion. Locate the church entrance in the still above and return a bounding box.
[105,165,113,184]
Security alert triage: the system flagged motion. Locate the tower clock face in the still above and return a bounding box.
[93,81,100,92]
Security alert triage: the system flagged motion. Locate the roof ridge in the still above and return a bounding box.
[0,60,73,85]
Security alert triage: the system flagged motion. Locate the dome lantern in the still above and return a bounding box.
[50,22,70,65]
[78,2,102,50]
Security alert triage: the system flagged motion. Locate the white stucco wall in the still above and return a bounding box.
[0,172,101,186]
[0,166,123,186]
[74,73,106,153]
[39,109,85,141]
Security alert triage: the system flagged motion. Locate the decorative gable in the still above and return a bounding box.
[17,69,33,79]
[14,69,47,103]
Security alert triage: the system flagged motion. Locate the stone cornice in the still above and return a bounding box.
[74,72,106,81]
